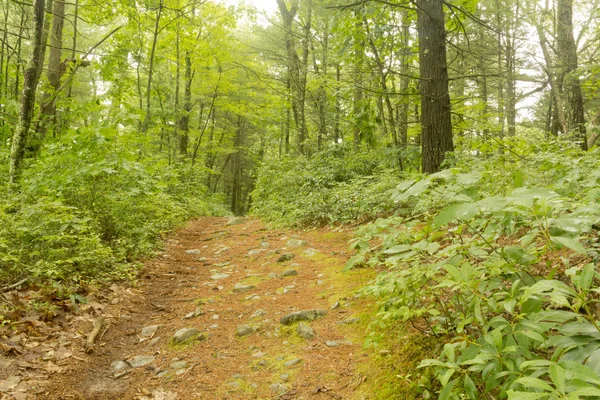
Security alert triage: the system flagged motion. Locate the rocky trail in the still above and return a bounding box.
[2,217,379,399]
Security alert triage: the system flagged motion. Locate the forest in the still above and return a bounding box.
[1,0,600,397]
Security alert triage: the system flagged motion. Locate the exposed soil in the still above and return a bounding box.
[3,217,379,399]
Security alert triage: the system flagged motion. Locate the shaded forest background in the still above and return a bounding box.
[3,0,600,397]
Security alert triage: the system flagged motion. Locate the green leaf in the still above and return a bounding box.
[383,244,412,255]
[550,236,587,255]
[434,203,478,227]
[549,363,566,394]
[506,391,549,400]
[464,374,477,399]
[577,263,596,291]
[439,378,458,400]
[513,376,554,391]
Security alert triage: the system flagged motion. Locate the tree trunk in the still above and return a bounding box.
[9,0,45,185]
[557,0,587,150]
[34,0,65,142]
[178,52,192,155]
[417,0,453,173]
[140,1,163,134]
[398,13,410,147]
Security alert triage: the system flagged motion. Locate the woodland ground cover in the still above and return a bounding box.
[252,138,600,398]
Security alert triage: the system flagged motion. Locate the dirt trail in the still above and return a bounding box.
[40,217,375,399]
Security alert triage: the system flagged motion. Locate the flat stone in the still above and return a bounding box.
[261,242,270,248]
[269,383,287,395]
[111,360,129,373]
[277,253,294,263]
[211,273,230,280]
[338,317,360,325]
[184,307,204,319]
[185,249,201,254]
[234,283,256,293]
[325,340,353,347]
[286,239,306,248]
[248,249,266,256]
[281,269,298,277]
[141,324,162,337]
[169,361,188,370]
[283,358,302,367]
[317,280,324,285]
[245,294,260,301]
[280,309,328,325]
[280,373,290,382]
[128,355,156,368]
[148,337,161,346]
[297,323,315,340]
[267,272,278,279]
[171,328,206,344]
[226,217,245,226]
[303,248,319,257]
[236,324,254,337]
[249,309,266,319]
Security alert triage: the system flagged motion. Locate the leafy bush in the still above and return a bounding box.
[350,144,600,398]
[251,144,411,225]
[0,126,226,286]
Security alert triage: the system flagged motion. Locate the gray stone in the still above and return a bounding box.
[148,337,161,347]
[236,324,254,337]
[280,373,290,382]
[141,324,162,338]
[171,328,206,344]
[261,242,270,248]
[226,217,245,226]
[245,294,260,301]
[234,283,256,293]
[317,280,324,285]
[297,323,315,340]
[248,249,266,256]
[128,355,156,368]
[111,360,129,373]
[331,302,341,310]
[338,317,360,325]
[277,253,294,263]
[325,340,353,348]
[211,273,230,280]
[267,272,279,279]
[283,358,302,367]
[286,239,306,248]
[303,248,319,257]
[169,361,188,370]
[188,307,204,318]
[249,309,266,319]
[269,383,287,395]
[281,269,298,277]
[185,249,201,254]
[280,309,328,325]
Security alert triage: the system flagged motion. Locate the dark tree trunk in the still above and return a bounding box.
[178,52,192,155]
[9,0,45,185]
[417,0,453,173]
[557,0,587,150]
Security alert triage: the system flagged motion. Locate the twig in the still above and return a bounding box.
[1,278,28,292]
[84,316,105,353]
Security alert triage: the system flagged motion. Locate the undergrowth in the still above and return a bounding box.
[0,126,227,293]
[350,141,600,398]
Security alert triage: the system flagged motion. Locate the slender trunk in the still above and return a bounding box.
[179,52,192,155]
[398,13,410,147]
[34,0,65,141]
[536,23,568,135]
[141,1,162,134]
[9,0,45,185]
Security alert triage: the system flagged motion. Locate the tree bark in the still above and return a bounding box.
[140,0,163,134]
[417,0,453,173]
[9,0,45,185]
[34,0,65,141]
[557,0,587,150]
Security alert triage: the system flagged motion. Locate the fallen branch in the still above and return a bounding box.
[1,278,28,293]
[85,316,105,353]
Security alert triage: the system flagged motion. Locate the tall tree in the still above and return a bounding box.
[9,0,46,184]
[416,0,453,173]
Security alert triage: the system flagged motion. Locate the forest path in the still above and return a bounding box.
[44,217,376,399]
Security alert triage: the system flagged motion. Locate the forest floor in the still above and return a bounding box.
[2,217,384,399]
